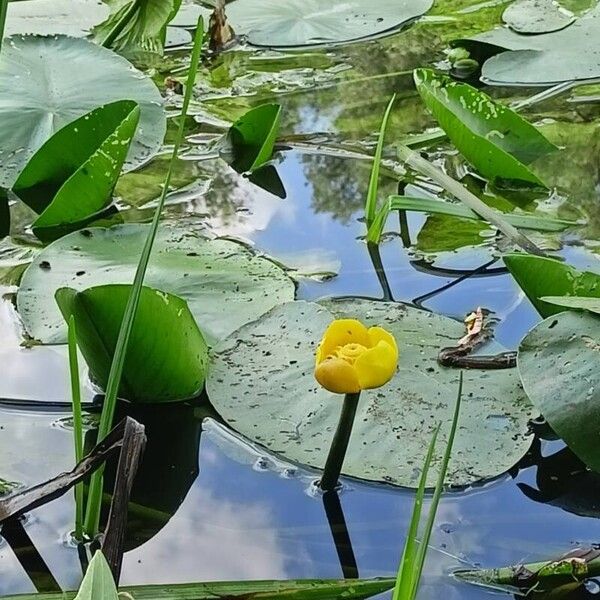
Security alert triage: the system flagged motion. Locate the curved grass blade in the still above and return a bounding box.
[365,94,396,228]
[83,17,205,536]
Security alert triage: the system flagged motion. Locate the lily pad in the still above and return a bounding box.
[0,35,165,188]
[518,310,600,473]
[206,299,535,488]
[225,0,433,48]
[4,0,108,36]
[503,0,576,34]
[472,4,600,85]
[17,224,296,346]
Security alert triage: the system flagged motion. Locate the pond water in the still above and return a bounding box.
[1,0,600,598]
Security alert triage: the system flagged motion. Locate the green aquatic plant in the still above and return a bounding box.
[67,316,85,540]
[313,318,398,491]
[81,17,204,537]
[0,0,7,48]
[11,100,140,240]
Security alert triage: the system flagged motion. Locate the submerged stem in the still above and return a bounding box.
[319,392,361,492]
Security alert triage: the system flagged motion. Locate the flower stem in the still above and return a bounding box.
[319,392,361,492]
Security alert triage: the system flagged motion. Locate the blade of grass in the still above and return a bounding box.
[67,316,84,540]
[392,423,440,600]
[396,143,545,257]
[83,17,205,536]
[364,94,396,228]
[0,0,8,50]
[409,372,463,599]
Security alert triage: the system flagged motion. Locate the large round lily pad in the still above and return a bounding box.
[0,35,165,188]
[17,224,296,346]
[472,4,600,85]
[225,0,433,48]
[518,310,600,473]
[206,299,535,488]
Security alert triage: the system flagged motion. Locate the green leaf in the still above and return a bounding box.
[541,296,600,313]
[227,104,282,173]
[365,94,395,230]
[5,0,108,36]
[74,552,118,600]
[12,100,140,238]
[387,195,579,232]
[417,213,487,253]
[473,4,600,85]
[503,0,575,33]
[413,69,556,185]
[56,284,208,403]
[206,299,534,488]
[93,0,182,54]
[17,224,295,347]
[225,0,433,48]
[0,577,396,600]
[503,254,600,318]
[0,35,165,189]
[518,310,600,473]
[0,188,9,239]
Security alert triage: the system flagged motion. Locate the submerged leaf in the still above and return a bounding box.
[17,224,295,346]
[225,0,433,48]
[414,69,556,185]
[504,254,600,318]
[518,310,600,473]
[0,35,165,189]
[206,299,534,488]
[56,285,208,403]
[12,101,139,239]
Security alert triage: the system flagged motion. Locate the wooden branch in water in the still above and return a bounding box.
[101,418,147,584]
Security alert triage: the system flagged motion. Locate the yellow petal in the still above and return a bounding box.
[368,326,398,362]
[317,319,370,364]
[354,340,398,390]
[315,357,361,394]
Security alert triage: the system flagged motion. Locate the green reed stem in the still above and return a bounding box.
[319,392,361,492]
[0,0,8,51]
[67,316,84,540]
[84,17,205,537]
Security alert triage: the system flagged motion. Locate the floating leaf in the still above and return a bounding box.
[12,101,139,239]
[414,69,556,185]
[472,5,600,85]
[518,310,600,473]
[17,224,295,346]
[503,0,576,34]
[504,254,600,318]
[0,35,165,188]
[206,299,534,488]
[93,0,182,54]
[225,104,282,173]
[56,285,208,403]
[225,0,433,48]
[73,552,118,600]
[4,0,108,37]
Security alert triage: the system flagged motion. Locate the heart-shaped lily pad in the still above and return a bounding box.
[206,299,535,488]
[17,224,296,346]
[0,35,165,188]
[225,0,433,48]
[518,310,600,473]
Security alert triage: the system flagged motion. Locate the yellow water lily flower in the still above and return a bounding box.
[314,319,398,394]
